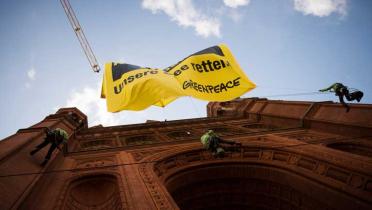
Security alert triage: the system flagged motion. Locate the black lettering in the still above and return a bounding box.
[114,83,123,94]
[206,60,213,71]
[233,77,240,86]
[150,70,158,74]
[214,85,220,93]
[196,64,203,72]
[226,81,233,88]
[208,85,214,93]
[127,76,134,83]
[213,60,221,70]
[221,60,226,68]
[174,70,182,76]
[135,73,143,78]
[181,65,189,70]
[193,82,198,90]
[202,85,209,93]
[191,63,196,71]
[220,82,227,92]
[190,60,230,73]
[201,60,209,72]
[183,81,190,89]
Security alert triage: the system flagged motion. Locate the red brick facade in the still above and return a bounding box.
[1,98,372,209]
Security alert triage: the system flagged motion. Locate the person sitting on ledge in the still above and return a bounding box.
[200,130,241,157]
[30,128,68,166]
[319,82,363,112]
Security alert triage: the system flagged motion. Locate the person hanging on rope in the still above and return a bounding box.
[319,83,364,112]
[200,130,242,157]
[30,128,69,166]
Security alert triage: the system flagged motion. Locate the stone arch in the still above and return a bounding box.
[57,172,125,210]
[164,163,329,210]
[139,146,372,210]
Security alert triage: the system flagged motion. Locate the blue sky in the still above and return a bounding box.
[1,0,371,139]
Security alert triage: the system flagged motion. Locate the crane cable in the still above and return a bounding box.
[60,0,100,73]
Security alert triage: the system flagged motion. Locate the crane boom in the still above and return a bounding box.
[60,0,100,73]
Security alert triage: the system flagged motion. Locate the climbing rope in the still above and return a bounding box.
[257,85,318,92]
[258,91,331,98]
[0,134,370,178]
[188,96,203,118]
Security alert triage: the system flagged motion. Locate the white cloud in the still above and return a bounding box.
[141,0,347,38]
[66,85,118,126]
[293,0,347,17]
[215,6,244,23]
[223,0,250,8]
[228,9,244,22]
[65,84,165,127]
[25,67,36,88]
[142,0,221,38]
[25,82,31,89]
[27,67,36,80]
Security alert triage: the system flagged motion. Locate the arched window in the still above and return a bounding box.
[161,163,334,210]
[154,151,368,210]
[167,131,194,140]
[124,135,156,146]
[62,174,123,209]
[80,140,113,151]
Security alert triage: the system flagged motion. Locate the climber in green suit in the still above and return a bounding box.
[200,130,241,157]
[30,128,69,166]
[319,83,363,112]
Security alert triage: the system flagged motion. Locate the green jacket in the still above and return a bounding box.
[200,130,217,149]
[319,83,345,92]
[51,128,69,144]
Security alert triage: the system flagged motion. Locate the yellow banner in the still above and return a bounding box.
[101,44,256,112]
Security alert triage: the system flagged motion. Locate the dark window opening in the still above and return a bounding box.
[124,135,156,146]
